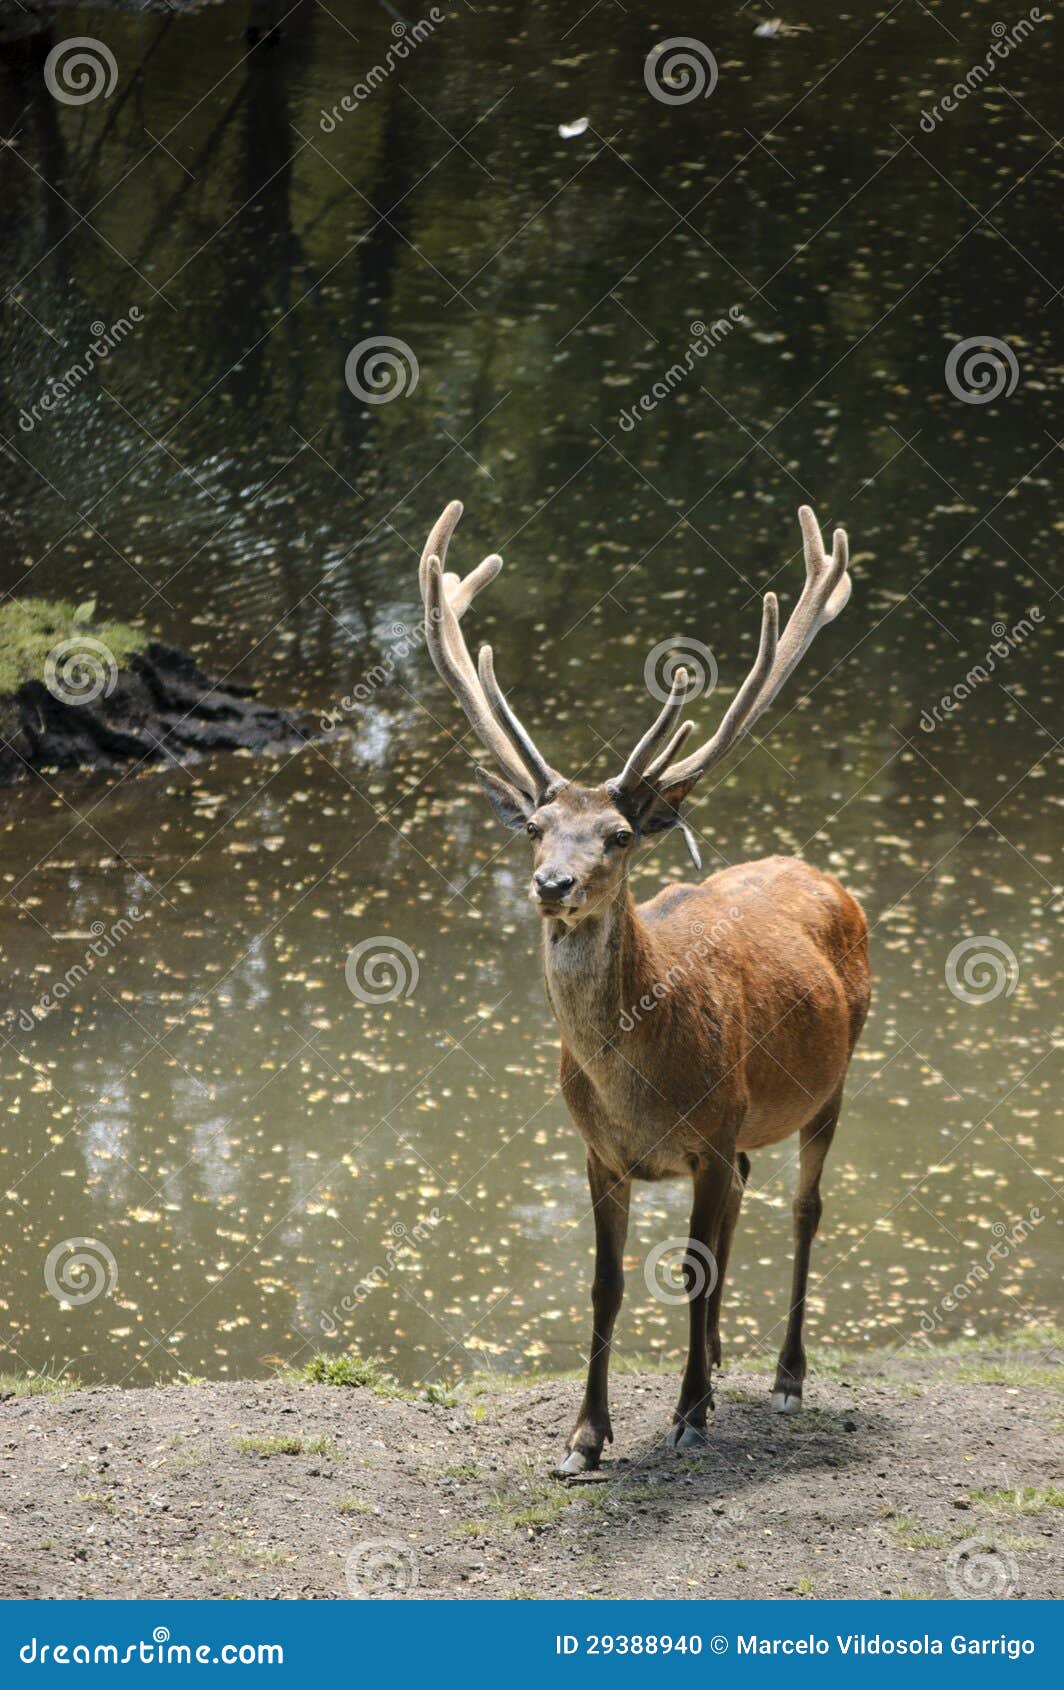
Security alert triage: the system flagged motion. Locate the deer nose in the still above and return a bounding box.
[533,870,576,901]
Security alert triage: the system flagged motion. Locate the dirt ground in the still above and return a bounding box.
[2,1341,1060,1601]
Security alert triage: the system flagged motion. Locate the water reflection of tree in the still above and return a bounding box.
[5,9,1059,638]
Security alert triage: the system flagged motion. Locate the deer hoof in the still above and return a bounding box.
[771,1390,802,1415]
[668,1423,709,1449]
[554,1447,595,1477]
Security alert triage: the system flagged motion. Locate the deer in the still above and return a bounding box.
[417,500,871,1476]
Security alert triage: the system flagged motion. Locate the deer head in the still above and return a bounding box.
[418,501,852,926]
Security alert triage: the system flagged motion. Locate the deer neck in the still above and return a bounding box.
[540,884,656,1059]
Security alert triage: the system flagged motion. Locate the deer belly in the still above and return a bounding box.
[738,1090,834,1150]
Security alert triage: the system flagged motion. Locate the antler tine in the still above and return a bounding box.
[790,505,851,659]
[449,553,503,619]
[419,499,463,596]
[659,592,779,784]
[609,666,690,796]
[655,506,852,788]
[478,646,561,796]
[419,503,562,798]
[643,718,694,783]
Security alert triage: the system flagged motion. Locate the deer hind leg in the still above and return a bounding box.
[771,1092,841,1414]
[668,1154,735,1449]
[705,1151,750,1369]
[555,1154,631,1477]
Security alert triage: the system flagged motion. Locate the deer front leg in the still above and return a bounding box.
[705,1150,749,1369]
[555,1154,630,1477]
[669,1155,734,1449]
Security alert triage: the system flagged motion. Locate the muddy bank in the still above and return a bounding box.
[2,1340,1060,1600]
[0,642,313,784]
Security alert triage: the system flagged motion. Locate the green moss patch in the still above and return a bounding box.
[0,598,144,696]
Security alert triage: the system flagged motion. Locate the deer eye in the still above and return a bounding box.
[526,822,542,840]
[610,829,633,849]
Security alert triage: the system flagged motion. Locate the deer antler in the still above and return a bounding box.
[418,501,563,799]
[609,666,691,792]
[614,506,851,796]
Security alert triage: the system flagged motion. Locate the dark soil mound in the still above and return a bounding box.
[0,641,314,783]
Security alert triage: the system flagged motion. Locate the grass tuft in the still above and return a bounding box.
[232,1433,331,1457]
[0,1367,79,1399]
[891,1517,952,1550]
[299,1351,457,1405]
[954,1360,1063,1392]
[971,1484,1064,1516]
[301,1352,398,1392]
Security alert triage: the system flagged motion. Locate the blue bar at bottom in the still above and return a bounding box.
[1,1600,1059,1685]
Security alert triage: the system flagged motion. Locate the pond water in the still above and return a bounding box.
[0,0,1059,1391]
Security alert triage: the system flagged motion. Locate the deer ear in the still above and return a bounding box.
[626,775,703,868]
[632,774,699,836]
[475,765,535,830]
